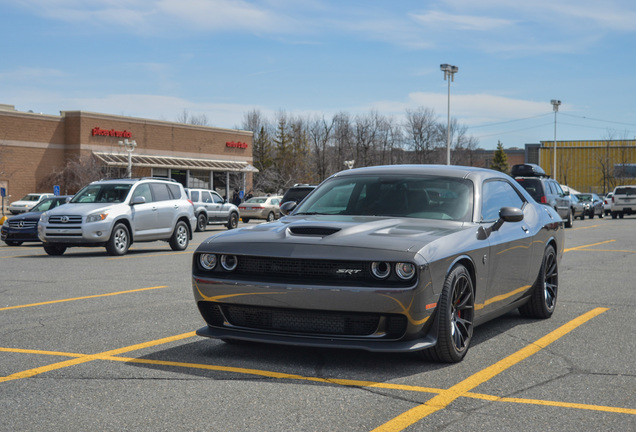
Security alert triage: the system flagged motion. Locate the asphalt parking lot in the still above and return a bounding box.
[1,218,635,431]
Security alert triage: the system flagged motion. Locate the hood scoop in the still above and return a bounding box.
[288,226,341,237]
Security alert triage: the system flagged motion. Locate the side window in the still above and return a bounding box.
[201,191,213,203]
[190,191,200,202]
[481,180,525,222]
[552,181,565,196]
[150,183,171,201]
[211,192,224,204]
[131,184,153,203]
[167,184,182,199]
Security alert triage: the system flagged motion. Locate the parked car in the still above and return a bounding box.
[186,188,239,232]
[511,164,573,228]
[192,165,564,363]
[2,196,71,246]
[238,196,282,223]
[569,194,587,220]
[575,193,603,219]
[281,184,317,206]
[8,193,55,214]
[38,178,196,256]
[603,192,613,216]
[610,185,636,219]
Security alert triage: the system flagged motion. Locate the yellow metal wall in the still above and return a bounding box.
[538,140,636,194]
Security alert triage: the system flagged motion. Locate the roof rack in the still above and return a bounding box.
[511,163,548,178]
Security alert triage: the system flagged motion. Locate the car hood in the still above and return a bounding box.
[5,210,46,221]
[45,202,117,215]
[198,215,473,259]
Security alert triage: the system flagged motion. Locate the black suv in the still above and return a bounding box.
[281,184,317,206]
[511,164,573,228]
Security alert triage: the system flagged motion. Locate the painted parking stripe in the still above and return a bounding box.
[371,307,609,431]
[0,286,168,311]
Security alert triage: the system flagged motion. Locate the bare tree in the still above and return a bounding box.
[38,153,107,195]
[308,115,333,182]
[176,109,209,126]
[404,107,440,164]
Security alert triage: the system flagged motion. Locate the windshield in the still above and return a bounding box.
[70,184,132,204]
[576,194,592,202]
[293,174,474,222]
[31,198,66,212]
[20,194,41,201]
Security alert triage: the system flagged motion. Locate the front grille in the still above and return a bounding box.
[8,220,37,228]
[48,215,83,224]
[198,302,407,338]
[194,255,414,288]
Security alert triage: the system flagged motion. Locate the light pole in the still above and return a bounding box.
[344,160,355,169]
[440,64,458,165]
[550,100,561,181]
[118,139,137,178]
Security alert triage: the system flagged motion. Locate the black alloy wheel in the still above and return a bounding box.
[424,264,474,363]
[519,244,558,319]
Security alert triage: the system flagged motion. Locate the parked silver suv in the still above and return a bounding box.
[185,188,240,231]
[38,178,196,256]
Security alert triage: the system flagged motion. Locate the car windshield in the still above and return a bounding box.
[70,184,132,204]
[576,194,592,202]
[31,198,66,212]
[20,194,41,201]
[293,174,474,222]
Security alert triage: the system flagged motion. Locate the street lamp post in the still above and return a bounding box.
[344,160,355,170]
[550,100,561,181]
[440,64,458,165]
[118,139,137,178]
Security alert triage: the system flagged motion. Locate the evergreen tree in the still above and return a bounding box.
[490,141,509,173]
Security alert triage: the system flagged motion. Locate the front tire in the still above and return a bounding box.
[196,213,207,232]
[519,244,558,319]
[106,223,130,256]
[43,244,67,255]
[227,212,239,229]
[564,209,573,228]
[425,264,474,363]
[169,221,189,251]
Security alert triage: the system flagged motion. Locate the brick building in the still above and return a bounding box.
[0,104,256,211]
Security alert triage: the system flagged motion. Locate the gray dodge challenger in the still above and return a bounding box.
[192,165,564,362]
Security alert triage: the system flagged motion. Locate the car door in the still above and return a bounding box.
[129,183,159,239]
[210,191,228,222]
[479,179,536,317]
[550,180,570,219]
[200,190,220,222]
[150,182,177,236]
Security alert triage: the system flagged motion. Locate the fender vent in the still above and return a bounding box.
[288,226,341,236]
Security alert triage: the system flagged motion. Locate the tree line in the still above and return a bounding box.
[240,107,481,194]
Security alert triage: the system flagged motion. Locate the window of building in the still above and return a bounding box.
[190,170,211,189]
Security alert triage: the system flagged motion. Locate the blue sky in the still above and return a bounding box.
[2,0,636,149]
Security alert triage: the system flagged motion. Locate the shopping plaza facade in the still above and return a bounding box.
[1,102,634,210]
[0,104,256,208]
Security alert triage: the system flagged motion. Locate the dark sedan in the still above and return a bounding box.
[1,196,71,246]
[192,165,564,363]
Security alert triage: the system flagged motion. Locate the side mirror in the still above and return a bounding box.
[279,200,297,216]
[131,196,146,205]
[478,206,524,239]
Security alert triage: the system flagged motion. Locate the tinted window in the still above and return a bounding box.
[167,184,182,199]
[515,178,542,201]
[481,180,524,222]
[150,183,171,201]
[190,190,200,202]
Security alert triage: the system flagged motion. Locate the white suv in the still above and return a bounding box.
[38,178,196,256]
[610,185,636,219]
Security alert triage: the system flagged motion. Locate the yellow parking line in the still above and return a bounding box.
[564,240,615,252]
[371,307,609,431]
[0,331,196,383]
[0,286,169,311]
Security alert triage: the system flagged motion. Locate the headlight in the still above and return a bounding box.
[199,253,217,270]
[221,255,238,271]
[371,261,391,279]
[39,212,48,223]
[395,262,416,280]
[86,213,108,223]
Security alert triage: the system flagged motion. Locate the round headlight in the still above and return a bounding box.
[221,255,238,271]
[199,253,217,270]
[371,261,391,279]
[395,262,416,280]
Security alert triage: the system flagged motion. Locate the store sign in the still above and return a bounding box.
[92,127,132,138]
[226,141,248,149]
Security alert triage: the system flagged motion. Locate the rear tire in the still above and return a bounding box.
[242,217,250,223]
[423,264,474,363]
[564,209,573,228]
[266,212,276,222]
[169,221,189,251]
[106,223,130,256]
[519,244,558,319]
[43,244,67,256]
